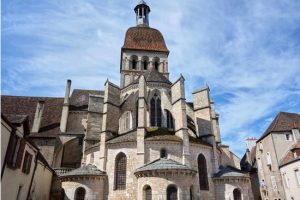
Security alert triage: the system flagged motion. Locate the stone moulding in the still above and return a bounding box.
[134,169,196,178]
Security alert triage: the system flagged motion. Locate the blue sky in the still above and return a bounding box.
[2,0,300,157]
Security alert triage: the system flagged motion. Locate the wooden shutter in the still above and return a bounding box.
[16,139,26,168]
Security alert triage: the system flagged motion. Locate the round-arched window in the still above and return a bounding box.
[233,188,242,200]
[167,185,178,200]
[160,149,167,158]
[144,185,152,200]
[75,187,85,200]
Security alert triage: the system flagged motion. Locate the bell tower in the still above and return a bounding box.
[134,1,150,27]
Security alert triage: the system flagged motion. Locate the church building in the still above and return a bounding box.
[1,1,254,200]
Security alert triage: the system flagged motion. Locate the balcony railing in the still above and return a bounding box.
[53,167,74,176]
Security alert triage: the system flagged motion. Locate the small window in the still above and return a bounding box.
[266,152,272,166]
[166,110,174,129]
[143,60,148,70]
[22,151,33,174]
[286,133,292,141]
[233,188,241,200]
[75,187,86,200]
[283,173,289,188]
[160,149,167,158]
[90,153,94,164]
[115,153,127,190]
[144,185,152,200]
[295,169,300,185]
[167,185,178,200]
[271,176,277,190]
[154,61,159,70]
[78,137,83,146]
[132,59,137,70]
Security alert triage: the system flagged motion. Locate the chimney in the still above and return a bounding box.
[31,100,45,133]
[60,79,71,132]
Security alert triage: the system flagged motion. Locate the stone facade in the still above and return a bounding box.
[1,1,255,200]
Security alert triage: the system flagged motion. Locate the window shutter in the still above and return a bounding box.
[16,139,26,168]
[26,154,33,174]
[6,135,18,167]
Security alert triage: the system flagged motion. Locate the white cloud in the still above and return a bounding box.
[2,0,300,157]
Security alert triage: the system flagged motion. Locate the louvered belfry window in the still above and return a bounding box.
[150,94,162,127]
[198,154,209,190]
[115,153,127,190]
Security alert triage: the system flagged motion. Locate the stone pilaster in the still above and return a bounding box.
[171,75,190,165]
[99,80,120,171]
[137,75,147,166]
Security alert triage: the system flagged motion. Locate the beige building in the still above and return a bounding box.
[1,1,254,200]
[1,114,54,200]
[254,112,300,200]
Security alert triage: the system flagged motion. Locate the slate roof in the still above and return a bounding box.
[62,164,106,177]
[122,26,169,53]
[214,165,249,178]
[136,158,194,172]
[106,130,137,144]
[131,68,171,85]
[257,112,300,142]
[1,95,64,137]
[5,114,28,124]
[69,89,104,110]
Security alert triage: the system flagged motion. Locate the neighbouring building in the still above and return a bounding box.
[1,1,254,200]
[1,114,54,200]
[242,112,300,200]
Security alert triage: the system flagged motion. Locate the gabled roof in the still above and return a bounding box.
[257,112,300,142]
[135,158,194,172]
[1,95,64,136]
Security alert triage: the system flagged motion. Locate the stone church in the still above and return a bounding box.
[1,1,254,200]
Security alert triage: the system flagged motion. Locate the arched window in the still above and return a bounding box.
[165,110,174,129]
[150,94,161,127]
[120,111,132,132]
[144,185,152,200]
[160,148,167,158]
[90,153,94,164]
[190,186,193,200]
[233,188,242,200]
[115,153,127,190]
[198,154,209,190]
[167,185,178,200]
[143,60,148,70]
[153,57,160,71]
[75,187,85,200]
[154,61,159,70]
[131,56,138,70]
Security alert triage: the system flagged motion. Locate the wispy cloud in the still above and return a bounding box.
[2,0,300,156]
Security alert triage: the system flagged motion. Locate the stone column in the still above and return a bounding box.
[31,100,45,133]
[60,79,71,133]
[137,75,147,166]
[99,80,120,171]
[171,75,190,165]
